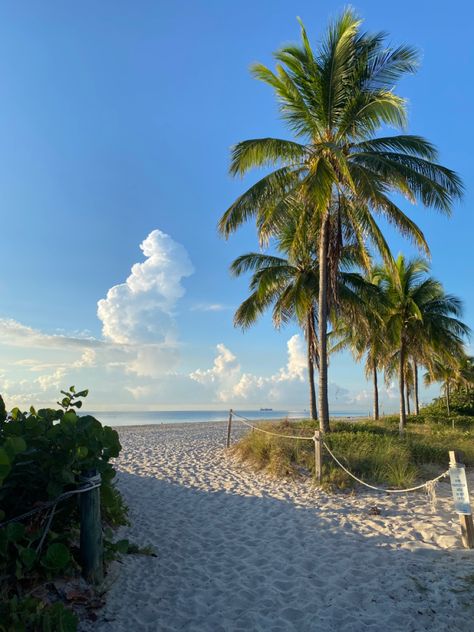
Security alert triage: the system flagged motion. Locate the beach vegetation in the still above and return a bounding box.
[219,8,463,434]
[0,388,127,631]
[231,209,374,421]
[334,256,470,433]
[232,411,474,489]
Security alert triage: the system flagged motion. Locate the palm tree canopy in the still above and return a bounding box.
[218,9,463,266]
[379,254,470,382]
[331,267,388,378]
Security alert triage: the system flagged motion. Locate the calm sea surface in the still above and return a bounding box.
[88,410,366,427]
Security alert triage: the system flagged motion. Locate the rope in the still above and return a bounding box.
[231,410,450,495]
[322,439,449,494]
[232,411,314,441]
[0,480,101,528]
[35,504,57,554]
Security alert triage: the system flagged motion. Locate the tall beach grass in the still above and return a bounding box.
[232,414,474,489]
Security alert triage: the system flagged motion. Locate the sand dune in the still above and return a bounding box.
[82,421,474,632]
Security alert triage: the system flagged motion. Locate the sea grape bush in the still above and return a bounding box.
[0,387,123,520]
[0,388,127,631]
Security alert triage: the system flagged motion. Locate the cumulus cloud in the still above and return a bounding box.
[189,335,309,404]
[0,229,196,402]
[97,230,193,345]
[274,334,306,381]
[190,344,241,401]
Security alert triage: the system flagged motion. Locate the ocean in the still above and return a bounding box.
[87,409,366,427]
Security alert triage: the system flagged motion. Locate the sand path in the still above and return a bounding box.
[84,422,474,632]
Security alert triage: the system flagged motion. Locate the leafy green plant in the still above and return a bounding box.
[57,386,89,412]
[0,388,128,631]
[0,596,77,632]
[41,543,71,573]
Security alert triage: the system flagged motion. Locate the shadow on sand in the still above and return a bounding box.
[88,469,474,632]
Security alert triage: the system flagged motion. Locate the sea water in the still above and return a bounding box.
[87,409,366,427]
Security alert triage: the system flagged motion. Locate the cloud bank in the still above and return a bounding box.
[0,228,419,411]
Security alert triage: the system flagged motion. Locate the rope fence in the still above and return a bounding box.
[0,479,101,528]
[227,409,474,547]
[0,475,104,581]
[321,439,449,494]
[228,410,450,495]
[231,411,314,441]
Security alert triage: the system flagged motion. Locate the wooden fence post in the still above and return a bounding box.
[448,451,474,549]
[226,409,233,448]
[314,430,322,485]
[80,470,104,584]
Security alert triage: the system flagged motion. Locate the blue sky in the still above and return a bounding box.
[0,0,472,411]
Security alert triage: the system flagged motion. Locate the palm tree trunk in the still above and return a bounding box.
[406,379,411,416]
[372,359,379,421]
[307,313,317,420]
[399,341,407,434]
[317,214,330,433]
[413,359,419,415]
[446,381,451,416]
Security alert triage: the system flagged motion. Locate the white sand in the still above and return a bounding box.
[84,421,474,632]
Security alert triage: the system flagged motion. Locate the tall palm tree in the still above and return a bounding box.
[231,205,371,420]
[218,10,463,432]
[231,248,320,420]
[424,359,455,416]
[332,268,386,420]
[380,255,468,432]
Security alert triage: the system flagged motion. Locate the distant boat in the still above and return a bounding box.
[260,408,273,411]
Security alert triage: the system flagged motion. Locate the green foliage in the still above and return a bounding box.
[0,388,128,631]
[422,391,474,417]
[41,543,71,573]
[0,390,123,521]
[218,10,464,434]
[103,532,157,562]
[57,386,89,413]
[0,596,77,632]
[233,417,474,489]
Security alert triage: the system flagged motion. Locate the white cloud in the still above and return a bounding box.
[274,334,306,381]
[190,335,308,404]
[0,318,100,350]
[191,303,228,312]
[36,368,68,391]
[190,343,241,401]
[190,344,240,385]
[97,229,193,346]
[0,229,197,402]
[0,228,418,413]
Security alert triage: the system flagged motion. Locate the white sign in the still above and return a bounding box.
[449,465,472,515]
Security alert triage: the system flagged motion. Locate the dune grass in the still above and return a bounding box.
[232,414,474,489]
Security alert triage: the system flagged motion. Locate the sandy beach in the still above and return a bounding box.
[83,421,474,632]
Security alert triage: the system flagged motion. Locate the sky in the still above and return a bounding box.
[0,0,472,412]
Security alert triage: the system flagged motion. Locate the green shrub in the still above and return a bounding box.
[0,596,77,632]
[421,391,474,417]
[0,387,127,631]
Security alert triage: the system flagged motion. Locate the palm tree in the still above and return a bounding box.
[379,255,468,432]
[424,359,455,416]
[231,207,371,420]
[456,355,474,392]
[231,248,320,420]
[218,10,463,433]
[424,353,473,415]
[332,268,386,420]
